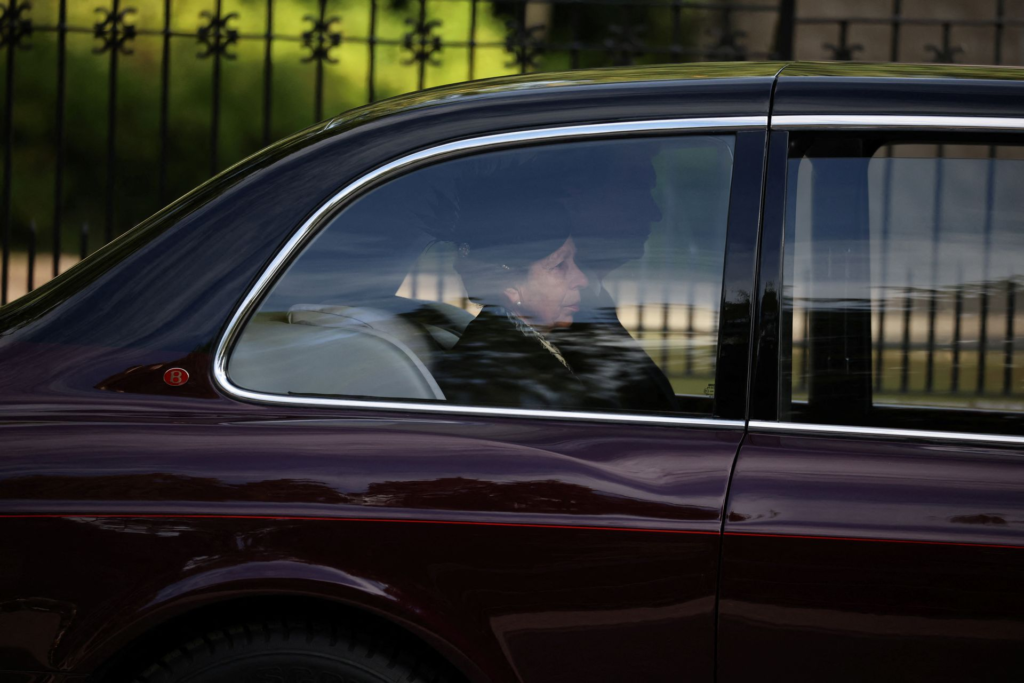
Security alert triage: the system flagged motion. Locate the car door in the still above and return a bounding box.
[719,69,1024,682]
[209,123,768,683]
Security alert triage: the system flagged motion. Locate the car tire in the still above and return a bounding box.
[131,616,458,683]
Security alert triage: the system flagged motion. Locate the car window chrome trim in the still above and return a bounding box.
[772,115,1024,131]
[213,116,766,428]
[223,391,745,428]
[748,421,1024,446]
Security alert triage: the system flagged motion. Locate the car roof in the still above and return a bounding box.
[779,62,1024,81]
[774,62,1024,118]
[324,61,1024,133]
[325,62,786,133]
[328,61,1024,127]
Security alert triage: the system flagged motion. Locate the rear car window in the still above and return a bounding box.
[781,134,1024,435]
[228,135,735,417]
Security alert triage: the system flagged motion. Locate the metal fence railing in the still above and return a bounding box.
[2,0,794,306]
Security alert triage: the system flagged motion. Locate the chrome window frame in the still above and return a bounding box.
[766,113,1024,446]
[772,114,1024,131]
[213,116,766,428]
[749,421,1024,446]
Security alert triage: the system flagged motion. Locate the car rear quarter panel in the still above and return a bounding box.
[0,71,774,681]
[0,410,741,682]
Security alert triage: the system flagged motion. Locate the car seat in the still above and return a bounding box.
[228,300,474,401]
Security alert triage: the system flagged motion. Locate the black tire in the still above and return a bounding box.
[131,616,458,683]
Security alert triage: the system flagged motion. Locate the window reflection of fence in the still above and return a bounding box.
[790,142,1024,408]
[791,280,1023,409]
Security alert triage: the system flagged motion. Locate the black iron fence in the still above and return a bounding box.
[2,0,794,308]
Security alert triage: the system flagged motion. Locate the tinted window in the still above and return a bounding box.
[228,136,735,416]
[781,134,1024,435]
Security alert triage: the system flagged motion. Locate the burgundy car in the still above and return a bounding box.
[2,62,1023,683]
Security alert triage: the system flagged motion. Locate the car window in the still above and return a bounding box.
[228,135,735,417]
[780,133,1024,435]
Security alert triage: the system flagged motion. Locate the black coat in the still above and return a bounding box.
[435,306,591,410]
[435,302,678,413]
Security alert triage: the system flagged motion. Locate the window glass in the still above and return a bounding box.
[782,135,1024,434]
[229,136,735,416]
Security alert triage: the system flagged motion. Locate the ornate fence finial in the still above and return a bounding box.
[303,13,342,64]
[197,9,239,59]
[505,19,545,70]
[402,16,442,66]
[93,5,136,55]
[926,23,963,63]
[823,20,863,60]
[604,24,645,66]
[0,0,32,49]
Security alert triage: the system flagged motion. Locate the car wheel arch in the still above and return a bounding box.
[80,577,485,683]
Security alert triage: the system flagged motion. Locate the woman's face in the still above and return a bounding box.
[506,237,589,330]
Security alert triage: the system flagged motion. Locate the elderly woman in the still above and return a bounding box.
[432,159,596,410]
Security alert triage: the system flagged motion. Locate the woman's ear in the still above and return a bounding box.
[502,286,522,308]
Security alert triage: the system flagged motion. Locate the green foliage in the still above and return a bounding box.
[3,0,713,255]
[2,0,526,253]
